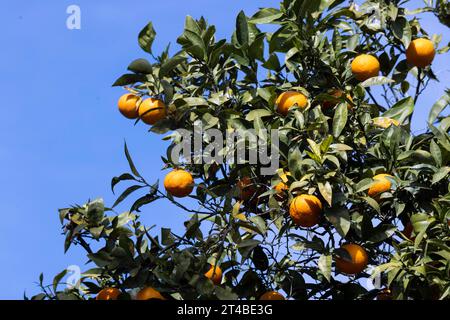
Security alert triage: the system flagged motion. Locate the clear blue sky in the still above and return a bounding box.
[0,0,448,299]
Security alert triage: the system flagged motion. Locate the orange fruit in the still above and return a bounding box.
[368,174,393,198]
[204,264,222,285]
[164,169,194,198]
[276,91,308,116]
[372,117,400,128]
[322,89,354,109]
[118,93,140,119]
[96,287,121,300]
[260,291,285,300]
[289,194,322,227]
[335,243,368,275]
[351,54,380,81]
[237,176,257,201]
[406,38,435,68]
[274,172,290,199]
[376,289,392,300]
[138,98,167,125]
[136,287,165,300]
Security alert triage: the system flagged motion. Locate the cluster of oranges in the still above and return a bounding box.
[117,94,167,125]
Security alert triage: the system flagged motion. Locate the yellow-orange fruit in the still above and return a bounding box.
[237,176,257,201]
[260,291,285,300]
[376,289,392,300]
[274,172,290,199]
[276,91,308,116]
[372,117,400,128]
[368,174,393,198]
[406,38,435,68]
[205,264,222,285]
[136,287,165,300]
[289,194,322,227]
[164,169,194,198]
[139,98,167,125]
[96,287,121,300]
[335,244,368,275]
[118,93,140,119]
[351,54,380,81]
[322,89,354,109]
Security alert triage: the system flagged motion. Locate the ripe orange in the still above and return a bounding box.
[274,172,290,200]
[237,176,257,201]
[96,287,121,300]
[205,264,222,285]
[118,93,140,119]
[276,91,308,116]
[372,117,400,128]
[164,169,194,198]
[376,289,392,300]
[322,89,354,109]
[259,291,285,300]
[136,287,165,300]
[351,54,380,81]
[138,98,167,125]
[335,243,368,275]
[406,38,435,68]
[368,174,393,198]
[289,194,322,227]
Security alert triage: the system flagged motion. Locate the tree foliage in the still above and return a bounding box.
[32,0,449,300]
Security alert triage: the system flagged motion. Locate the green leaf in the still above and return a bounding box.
[325,207,350,237]
[249,8,283,24]
[124,142,141,178]
[318,254,332,282]
[361,76,394,87]
[236,11,249,47]
[127,58,153,74]
[52,269,68,293]
[112,74,147,87]
[288,147,302,179]
[245,109,272,121]
[332,102,348,137]
[383,96,414,123]
[159,55,186,78]
[367,224,397,243]
[138,22,156,54]
[391,17,411,48]
[428,92,449,125]
[111,173,136,194]
[432,166,450,184]
[318,181,332,206]
[112,185,144,208]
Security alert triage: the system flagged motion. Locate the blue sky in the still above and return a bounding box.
[0,0,448,299]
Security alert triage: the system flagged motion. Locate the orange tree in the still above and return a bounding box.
[31,0,449,300]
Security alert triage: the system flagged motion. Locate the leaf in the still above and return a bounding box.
[288,147,302,178]
[112,185,143,208]
[159,55,186,78]
[325,207,350,237]
[251,246,269,271]
[362,196,380,213]
[52,269,68,292]
[124,142,141,178]
[432,166,450,184]
[138,22,156,54]
[111,173,136,194]
[428,92,450,125]
[236,11,249,47]
[332,102,348,137]
[430,139,442,167]
[361,76,394,87]
[161,228,174,246]
[318,181,332,206]
[391,17,411,48]
[245,109,272,121]
[127,58,153,74]
[382,96,414,123]
[112,74,147,87]
[367,224,397,243]
[249,8,283,24]
[318,254,332,282]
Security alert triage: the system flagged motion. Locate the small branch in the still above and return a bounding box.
[414,68,423,105]
[366,88,386,112]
